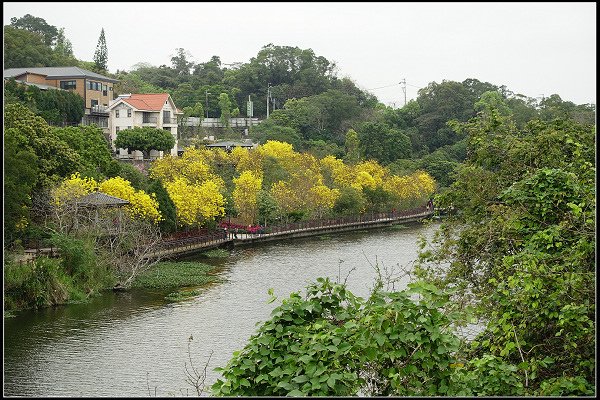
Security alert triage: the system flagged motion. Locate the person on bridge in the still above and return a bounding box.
[427,198,434,211]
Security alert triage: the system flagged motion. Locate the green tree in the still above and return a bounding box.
[218,92,233,128]
[114,70,163,94]
[4,103,83,189]
[417,108,595,395]
[10,14,58,46]
[170,47,194,78]
[250,119,302,149]
[191,55,224,87]
[93,28,108,71]
[52,125,113,179]
[332,186,367,216]
[343,128,361,165]
[4,79,85,125]
[4,134,39,247]
[3,26,58,68]
[147,179,178,234]
[114,127,176,159]
[357,121,411,164]
[53,27,74,59]
[212,278,461,396]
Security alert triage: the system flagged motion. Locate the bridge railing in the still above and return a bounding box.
[156,206,431,254]
[262,206,429,235]
[157,230,227,253]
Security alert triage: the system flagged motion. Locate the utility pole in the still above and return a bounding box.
[401,78,407,106]
[205,91,211,118]
[266,83,271,119]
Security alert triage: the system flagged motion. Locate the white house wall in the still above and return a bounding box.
[108,97,180,159]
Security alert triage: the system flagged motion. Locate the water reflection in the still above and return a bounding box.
[4,223,437,396]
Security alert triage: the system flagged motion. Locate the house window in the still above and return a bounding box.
[116,126,120,132]
[115,110,120,118]
[60,80,76,90]
[127,109,132,117]
[163,110,170,122]
[87,81,100,90]
[127,126,132,130]
[143,112,153,123]
[102,84,108,96]
[91,99,99,108]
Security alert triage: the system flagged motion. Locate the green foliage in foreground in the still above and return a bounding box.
[212,278,463,396]
[415,110,595,395]
[131,261,218,289]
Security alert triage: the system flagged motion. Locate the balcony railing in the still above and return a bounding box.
[82,116,109,128]
[142,116,158,124]
[91,105,109,114]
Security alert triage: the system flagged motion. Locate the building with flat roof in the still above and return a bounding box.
[4,66,118,134]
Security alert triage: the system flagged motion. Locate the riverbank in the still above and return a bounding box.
[4,222,438,397]
[3,253,223,315]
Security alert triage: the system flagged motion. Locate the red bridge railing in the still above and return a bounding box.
[155,206,432,256]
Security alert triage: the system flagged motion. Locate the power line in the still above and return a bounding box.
[366,83,400,91]
[367,81,424,91]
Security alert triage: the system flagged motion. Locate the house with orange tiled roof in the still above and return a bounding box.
[107,93,183,160]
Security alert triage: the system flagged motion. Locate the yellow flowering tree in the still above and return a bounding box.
[52,173,97,207]
[233,170,263,224]
[99,176,162,223]
[165,178,225,227]
[308,185,341,219]
[382,170,436,208]
[231,146,263,176]
[150,147,219,185]
[270,181,304,222]
[320,155,353,188]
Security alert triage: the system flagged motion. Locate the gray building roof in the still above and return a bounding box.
[4,66,118,83]
[14,80,65,91]
[206,141,254,149]
[77,191,130,207]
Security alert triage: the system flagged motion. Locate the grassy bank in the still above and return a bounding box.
[3,236,115,313]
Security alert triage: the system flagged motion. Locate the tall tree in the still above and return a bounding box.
[218,92,233,128]
[10,14,58,46]
[54,27,73,58]
[93,28,108,71]
[170,48,194,77]
[3,26,57,68]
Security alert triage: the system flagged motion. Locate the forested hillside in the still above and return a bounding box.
[5,15,595,193]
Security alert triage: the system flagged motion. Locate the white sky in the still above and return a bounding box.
[3,2,597,106]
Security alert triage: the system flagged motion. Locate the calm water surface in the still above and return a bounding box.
[3,222,438,397]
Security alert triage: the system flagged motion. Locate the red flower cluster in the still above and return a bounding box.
[219,222,264,234]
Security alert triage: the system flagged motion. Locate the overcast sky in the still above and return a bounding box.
[4,2,596,106]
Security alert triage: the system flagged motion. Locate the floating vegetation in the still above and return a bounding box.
[132,261,218,289]
[201,248,229,258]
[165,289,202,302]
[387,224,409,231]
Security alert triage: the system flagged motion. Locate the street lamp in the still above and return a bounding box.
[266,83,271,119]
[205,91,211,118]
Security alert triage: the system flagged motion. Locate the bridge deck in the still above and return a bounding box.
[152,208,433,260]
